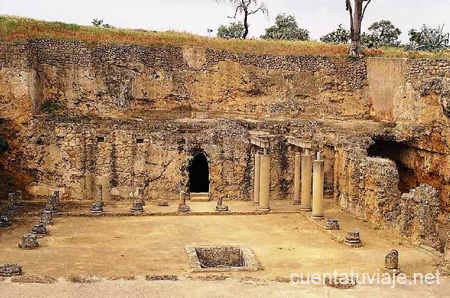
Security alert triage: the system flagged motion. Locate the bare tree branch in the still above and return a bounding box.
[361,0,372,20]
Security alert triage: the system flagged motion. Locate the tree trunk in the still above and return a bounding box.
[243,9,249,39]
[348,0,365,58]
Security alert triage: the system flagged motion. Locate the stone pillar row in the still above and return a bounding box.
[252,146,324,216]
[253,150,271,211]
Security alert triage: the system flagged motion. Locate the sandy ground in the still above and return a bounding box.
[0,277,449,298]
[0,200,441,278]
[0,199,445,296]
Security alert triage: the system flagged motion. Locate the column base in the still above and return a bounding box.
[293,200,301,205]
[299,206,312,211]
[258,207,271,212]
[253,201,260,206]
[311,215,324,220]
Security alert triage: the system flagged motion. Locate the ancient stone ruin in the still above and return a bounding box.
[18,233,39,250]
[32,223,48,237]
[0,36,450,272]
[130,200,144,213]
[216,197,229,212]
[45,195,60,213]
[186,245,261,272]
[385,249,399,270]
[344,231,362,247]
[0,214,12,228]
[0,264,22,277]
[325,219,340,230]
[39,210,54,225]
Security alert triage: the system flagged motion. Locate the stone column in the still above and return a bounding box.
[300,150,313,211]
[258,151,270,211]
[311,153,325,219]
[253,153,261,205]
[96,184,103,202]
[293,152,301,205]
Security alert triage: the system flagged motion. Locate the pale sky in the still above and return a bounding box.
[1,0,449,42]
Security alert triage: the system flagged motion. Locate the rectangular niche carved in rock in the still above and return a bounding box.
[186,245,261,272]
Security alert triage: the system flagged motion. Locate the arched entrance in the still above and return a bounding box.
[188,153,210,197]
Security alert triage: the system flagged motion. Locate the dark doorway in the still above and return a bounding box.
[367,139,419,194]
[188,153,210,193]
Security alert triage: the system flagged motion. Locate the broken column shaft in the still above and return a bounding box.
[258,150,270,212]
[253,153,261,205]
[293,152,301,205]
[312,152,325,220]
[300,150,313,211]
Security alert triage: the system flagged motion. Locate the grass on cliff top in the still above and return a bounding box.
[1,15,450,59]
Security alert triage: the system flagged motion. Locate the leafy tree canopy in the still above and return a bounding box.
[261,14,309,41]
[365,20,402,47]
[217,22,245,39]
[320,24,350,44]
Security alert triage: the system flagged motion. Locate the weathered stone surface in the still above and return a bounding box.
[344,231,362,247]
[130,200,144,213]
[19,233,39,250]
[0,264,22,277]
[32,223,48,237]
[39,211,54,225]
[0,214,12,227]
[45,195,60,213]
[396,184,441,249]
[385,249,399,270]
[325,219,340,230]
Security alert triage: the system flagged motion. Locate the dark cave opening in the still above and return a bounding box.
[367,139,420,194]
[188,153,210,193]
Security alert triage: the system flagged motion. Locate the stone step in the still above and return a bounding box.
[190,193,210,202]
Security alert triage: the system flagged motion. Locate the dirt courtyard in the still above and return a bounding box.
[0,200,441,279]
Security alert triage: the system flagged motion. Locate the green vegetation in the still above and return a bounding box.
[217,22,245,39]
[363,20,402,48]
[260,14,309,41]
[321,24,350,44]
[1,15,450,59]
[41,99,62,115]
[0,137,8,154]
[409,25,450,51]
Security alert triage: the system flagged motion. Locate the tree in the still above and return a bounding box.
[260,14,309,41]
[92,19,114,29]
[217,22,245,39]
[366,20,402,47]
[345,0,372,57]
[217,0,268,39]
[408,25,449,51]
[320,24,350,44]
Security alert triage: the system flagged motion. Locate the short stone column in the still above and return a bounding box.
[385,249,399,270]
[54,190,62,208]
[19,233,38,250]
[311,152,325,220]
[293,152,301,205]
[40,211,54,225]
[96,185,103,206]
[300,150,313,211]
[7,193,17,215]
[253,153,261,205]
[258,152,270,211]
[15,190,24,206]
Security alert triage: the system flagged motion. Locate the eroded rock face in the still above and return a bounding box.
[397,184,441,249]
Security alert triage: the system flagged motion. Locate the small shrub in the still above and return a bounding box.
[41,100,61,115]
[0,137,8,154]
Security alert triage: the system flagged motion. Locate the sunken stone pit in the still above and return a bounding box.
[186,245,261,272]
